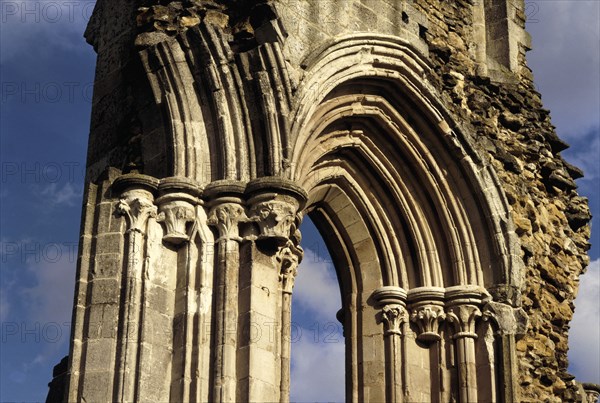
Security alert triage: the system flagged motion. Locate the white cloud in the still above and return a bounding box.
[293,248,342,322]
[37,182,81,207]
[569,258,600,383]
[291,249,345,402]
[290,328,345,403]
[527,2,600,139]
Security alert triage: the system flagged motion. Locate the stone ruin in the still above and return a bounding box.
[46,1,597,402]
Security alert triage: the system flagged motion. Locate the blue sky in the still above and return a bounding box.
[0,1,598,401]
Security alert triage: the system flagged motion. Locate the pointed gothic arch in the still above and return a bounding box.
[286,35,524,401]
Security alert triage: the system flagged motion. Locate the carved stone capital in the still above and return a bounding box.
[113,174,159,234]
[445,286,486,339]
[372,286,408,337]
[204,180,247,242]
[155,177,202,245]
[407,287,446,343]
[382,304,408,336]
[116,195,157,234]
[207,203,247,242]
[156,200,196,244]
[410,305,446,342]
[249,200,297,241]
[445,304,482,339]
[246,177,307,245]
[276,242,303,294]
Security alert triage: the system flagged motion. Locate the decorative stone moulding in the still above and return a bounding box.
[246,177,308,246]
[155,176,203,245]
[407,287,446,343]
[113,173,160,234]
[444,285,488,339]
[372,286,408,336]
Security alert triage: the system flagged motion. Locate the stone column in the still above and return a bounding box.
[240,177,306,403]
[445,286,486,403]
[373,286,408,403]
[155,177,203,402]
[112,173,159,402]
[408,287,446,402]
[205,181,247,403]
[277,238,303,403]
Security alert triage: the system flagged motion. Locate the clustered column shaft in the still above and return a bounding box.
[373,287,408,403]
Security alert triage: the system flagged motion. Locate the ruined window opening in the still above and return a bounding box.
[289,216,345,402]
[484,0,511,68]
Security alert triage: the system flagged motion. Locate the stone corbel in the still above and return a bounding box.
[407,287,446,343]
[113,173,159,234]
[155,177,202,246]
[481,300,529,338]
[277,241,303,294]
[372,286,408,336]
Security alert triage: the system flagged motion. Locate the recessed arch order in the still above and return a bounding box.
[287,34,525,402]
[290,33,522,296]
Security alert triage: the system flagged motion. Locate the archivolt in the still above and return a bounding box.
[289,34,522,300]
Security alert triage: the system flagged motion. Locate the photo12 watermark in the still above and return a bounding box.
[0,320,344,345]
[1,1,95,24]
[1,82,94,104]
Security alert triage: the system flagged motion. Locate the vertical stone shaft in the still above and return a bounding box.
[278,242,301,403]
[280,290,292,402]
[216,235,240,401]
[373,287,408,403]
[206,193,246,403]
[454,334,478,402]
[112,175,158,402]
[446,287,484,403]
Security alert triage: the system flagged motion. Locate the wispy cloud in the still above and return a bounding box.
[569,258,600,383]
[36,182,81,207]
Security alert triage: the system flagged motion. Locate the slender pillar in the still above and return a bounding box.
[277,240,303,403]
[155,177,203,402]
[445,286,486,403]
[112,174,159,402]
[205,181,247,402]
[373,286,408,403]
[407,287,446,402]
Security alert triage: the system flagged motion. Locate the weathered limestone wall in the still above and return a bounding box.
[399,2,591,401]
[57,1,594,402]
